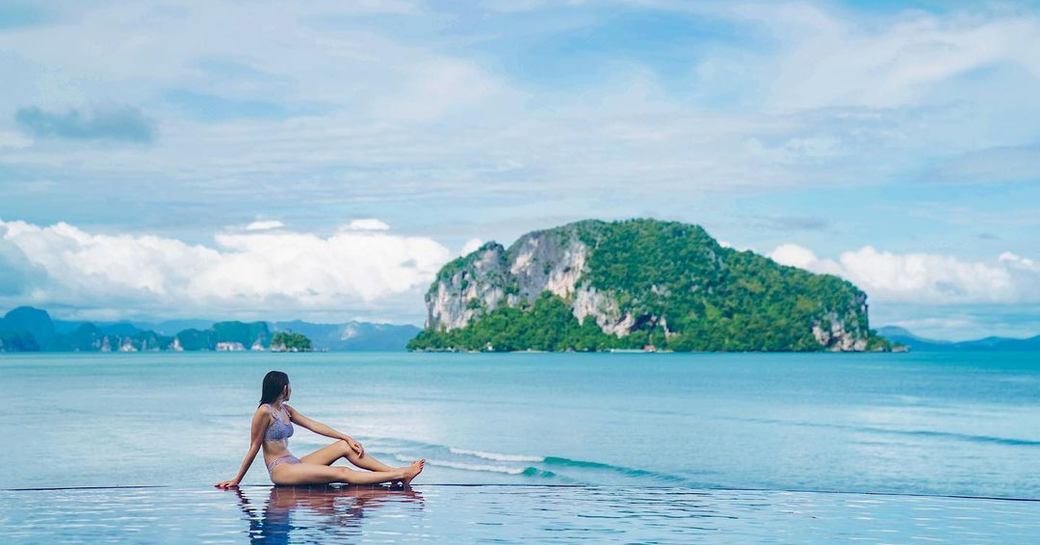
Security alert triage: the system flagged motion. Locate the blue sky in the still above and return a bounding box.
[0,0,1038,339]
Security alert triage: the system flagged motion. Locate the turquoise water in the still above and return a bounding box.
[3,351,1039,542]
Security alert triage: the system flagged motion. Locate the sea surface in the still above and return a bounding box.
[3,351,1039,543]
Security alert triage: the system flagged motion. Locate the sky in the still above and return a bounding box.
[0,0,1038,340]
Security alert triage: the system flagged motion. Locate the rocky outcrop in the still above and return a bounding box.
[811,303,870,352]
[425,225,622,334]
[426,242,513,331]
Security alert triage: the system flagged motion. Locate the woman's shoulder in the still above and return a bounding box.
[256,403,277,416]
[257,402,290,414]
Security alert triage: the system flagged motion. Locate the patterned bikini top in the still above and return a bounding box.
[264,403,294,442]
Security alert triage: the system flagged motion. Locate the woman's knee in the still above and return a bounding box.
[337,440,360,460]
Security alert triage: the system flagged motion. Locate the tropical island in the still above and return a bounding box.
[270,331,313,352]
[409,218,895,352]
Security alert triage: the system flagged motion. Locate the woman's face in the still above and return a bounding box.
[282,383,292,402]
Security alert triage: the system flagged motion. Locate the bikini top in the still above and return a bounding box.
[264,403,294,442]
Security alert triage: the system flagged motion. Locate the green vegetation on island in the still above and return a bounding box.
[409,291,622,351]
[270,331,313,352]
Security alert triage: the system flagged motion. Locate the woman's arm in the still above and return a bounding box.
[287,405,365,457]
[215,408,270,489]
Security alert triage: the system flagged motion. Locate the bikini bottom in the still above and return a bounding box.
[267,454,301,473]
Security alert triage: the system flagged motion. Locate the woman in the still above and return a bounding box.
[215,370,424,488]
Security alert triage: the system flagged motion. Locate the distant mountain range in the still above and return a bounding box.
[877,326,1040,352]
[269,320,422,351]
[0,306,420,352]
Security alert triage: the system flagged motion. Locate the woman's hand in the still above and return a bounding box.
[345,436,365,458]
[214,478,240,489]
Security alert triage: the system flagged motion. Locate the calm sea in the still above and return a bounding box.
[4,351,1038,498]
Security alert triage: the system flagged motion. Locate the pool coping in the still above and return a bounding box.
[3,483,1038,503]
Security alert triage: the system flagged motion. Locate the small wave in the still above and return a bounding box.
[392,454,529,475]
[448,448,544,463]
[521,467,557,478]
[543,456,687,482]
[383,438,683,483]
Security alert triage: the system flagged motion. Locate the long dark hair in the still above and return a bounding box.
[259,371,290,407]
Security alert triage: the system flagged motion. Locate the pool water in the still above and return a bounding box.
[4,484,1038,544]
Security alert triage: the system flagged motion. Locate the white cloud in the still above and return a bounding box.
[718,239,758,252]
[344,218,391,231]
[0,130,33,149]
[372,58,514,122]
[714,3,1040,110]
[245,219,284,231]
[770,243,1040,304]
[461,238,484,256]
[769,243,824,271]
[998,251,1039,272]
[0,218,451,318]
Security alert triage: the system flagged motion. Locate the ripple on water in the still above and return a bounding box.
[2,485,1039,544]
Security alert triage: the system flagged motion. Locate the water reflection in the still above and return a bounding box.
[235,485,424,544]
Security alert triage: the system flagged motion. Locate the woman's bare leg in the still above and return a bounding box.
[272,459,424,486]
[300,440,397,472]
[344,448,397,473]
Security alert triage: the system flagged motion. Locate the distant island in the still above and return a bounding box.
[270,331,312,352]
[0,307,420,353]
[409,218,895,352]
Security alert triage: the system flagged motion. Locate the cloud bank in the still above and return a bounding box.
[0,219,450,319]
[1,216,1037,331]
[770,244,1040,304]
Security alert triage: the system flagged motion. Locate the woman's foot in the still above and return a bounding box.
[401,459,425,486]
